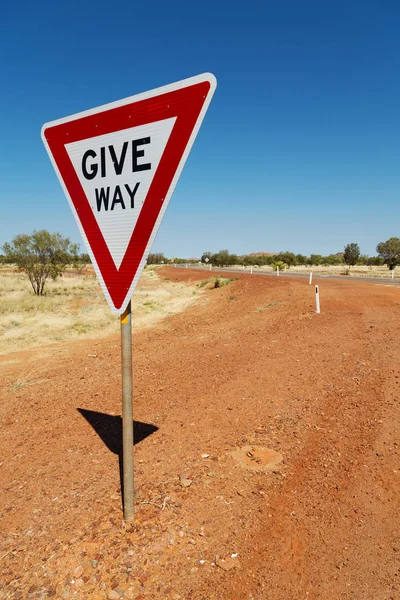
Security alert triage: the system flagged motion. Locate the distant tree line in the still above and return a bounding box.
[146,253,169,265]
[145,239,400,269]
[146,253,195,265]
[2,231,399,297]
[199,239,400,269]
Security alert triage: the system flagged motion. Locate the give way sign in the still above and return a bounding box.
[41,73,216,314]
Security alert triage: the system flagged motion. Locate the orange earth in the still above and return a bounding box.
[0,267,399,600]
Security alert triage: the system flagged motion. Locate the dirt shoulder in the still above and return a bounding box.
[0,268,399,600]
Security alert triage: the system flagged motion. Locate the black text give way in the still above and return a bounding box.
[81,137,151,211]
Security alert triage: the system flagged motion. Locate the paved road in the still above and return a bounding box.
[170,264,400,286]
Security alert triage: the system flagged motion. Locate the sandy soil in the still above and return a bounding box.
[0,267,399,600]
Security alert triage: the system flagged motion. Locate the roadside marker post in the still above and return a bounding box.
[277,266,280,277]
[41,73,216,521]
[250,266,253,274]
[315,285,321,314]
[392,270,394,280]
[309,271,313,285]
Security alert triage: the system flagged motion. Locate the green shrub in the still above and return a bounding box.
[271,261,287,272]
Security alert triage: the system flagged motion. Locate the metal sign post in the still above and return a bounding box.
[121,301,134,520]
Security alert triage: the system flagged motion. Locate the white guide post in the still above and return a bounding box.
[309,271,313,285]
[392,270,394,279]
[315,285,321,314]
[277,266,280,277]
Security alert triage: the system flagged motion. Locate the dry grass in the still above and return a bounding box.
[287,264,396,277]
[216,264,397,278]
[0,267,201,355]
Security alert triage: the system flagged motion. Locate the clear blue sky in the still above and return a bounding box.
[1,1,400,257]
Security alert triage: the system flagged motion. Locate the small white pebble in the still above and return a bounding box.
[231,553,238,558]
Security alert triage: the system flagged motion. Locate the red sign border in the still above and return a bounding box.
[42,74,216,312]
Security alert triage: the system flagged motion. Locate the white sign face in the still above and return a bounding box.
[66,118,176,269]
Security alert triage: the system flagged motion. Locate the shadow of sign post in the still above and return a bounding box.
[78,408,158,510]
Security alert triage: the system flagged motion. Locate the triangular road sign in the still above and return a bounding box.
[41,73,216,314]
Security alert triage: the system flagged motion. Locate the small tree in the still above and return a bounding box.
[366,255,384,266]
[356,254,369,266]
[147,252,168,265]
[79,253,91,264]
[72,252,91,274]
[214,249,231,267]
[2,230,79,295]
[201,251,213,264]
[323,254,344,266]
[309,254,323,266]
[277,251,296,267]
[377,237,400,270]
[295,254,308,265]
[272,260,287,271]
[344,243,360,266]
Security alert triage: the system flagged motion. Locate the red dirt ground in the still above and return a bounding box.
[0,267,399,600]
